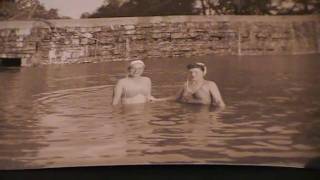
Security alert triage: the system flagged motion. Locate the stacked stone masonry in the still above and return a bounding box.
[0,15,319,66]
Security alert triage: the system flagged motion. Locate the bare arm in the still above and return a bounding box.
[142,77,158,102]
[112,80,123,105]
[146,77,152,99]
[209,82,226,108]
[150,85,185,102]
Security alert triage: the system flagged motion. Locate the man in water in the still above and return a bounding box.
[176,62,226,107]
[112,60,153,105]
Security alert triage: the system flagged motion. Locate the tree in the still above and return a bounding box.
[0,0,63,20]
[81,0,319,18]
[200,0,319,15]
[0,0,18,19]
[84,0,198,18]
[269,0,320,15]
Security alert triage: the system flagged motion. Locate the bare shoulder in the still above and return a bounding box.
[141,76,151,82]
[141,76,151,80]
[206,80,217,86]
[117,78,128,85]
[207,80,218,89]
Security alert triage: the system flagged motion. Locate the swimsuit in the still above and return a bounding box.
[122,93,148,104]
[179,81,211,104]
[122,80,149,104]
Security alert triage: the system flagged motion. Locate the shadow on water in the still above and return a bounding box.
[0,66,21,73]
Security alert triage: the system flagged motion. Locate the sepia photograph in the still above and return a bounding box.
[0,0,320,179]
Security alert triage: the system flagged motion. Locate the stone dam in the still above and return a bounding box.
[0,15,319,66]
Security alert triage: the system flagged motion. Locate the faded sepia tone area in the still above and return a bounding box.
[0,0,320,170]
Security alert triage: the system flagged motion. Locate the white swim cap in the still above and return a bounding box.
[129,60,145,68]
[196,62,207,75]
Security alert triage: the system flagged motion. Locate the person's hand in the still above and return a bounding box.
[148,96,157,102]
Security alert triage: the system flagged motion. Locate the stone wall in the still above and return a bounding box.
[0,15,319,66]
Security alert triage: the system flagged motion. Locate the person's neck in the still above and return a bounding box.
[190,78,204,85]
[128,75,142,79]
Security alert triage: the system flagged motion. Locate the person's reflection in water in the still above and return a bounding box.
[148,103,226,163]
[110,92,226,163]
[112,60,155,105]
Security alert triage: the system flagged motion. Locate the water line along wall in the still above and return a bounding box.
[0,15,319,66]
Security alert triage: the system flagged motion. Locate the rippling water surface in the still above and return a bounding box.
[0,54,320,169]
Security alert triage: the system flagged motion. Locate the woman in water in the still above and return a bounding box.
[112,60,154,105]
[176,62,226,107]
[153,62,225,107]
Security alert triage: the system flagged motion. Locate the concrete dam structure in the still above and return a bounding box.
[0,15,319,66]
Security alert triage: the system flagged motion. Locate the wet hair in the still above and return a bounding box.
[187,62,206,72]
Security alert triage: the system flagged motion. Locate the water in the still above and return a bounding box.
[0,54,320,170]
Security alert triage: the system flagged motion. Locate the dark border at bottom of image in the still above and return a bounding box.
[1,165,319,180]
